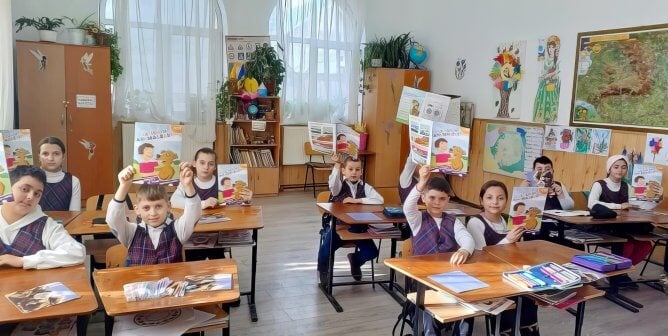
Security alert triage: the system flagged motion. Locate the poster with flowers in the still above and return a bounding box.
[645,133,668,165]
[490,41,525,119]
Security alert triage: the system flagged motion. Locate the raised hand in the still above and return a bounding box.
[118,165,135,185]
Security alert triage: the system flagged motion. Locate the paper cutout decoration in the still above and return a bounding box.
[78,139,96,160]
[80,52,94,75]
[29,49,47,71]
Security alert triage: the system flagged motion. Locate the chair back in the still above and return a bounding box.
[571,191,588,210]
[316,191,332,215]
[105,244,128,269]
[377,188,401,205]
[401,238,413,257]
[304,142,327,163]
[86,193,137,211]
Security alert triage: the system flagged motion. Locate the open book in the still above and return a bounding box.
[631,164,662,200]
[6,282,80,313]
[307,122,361,159]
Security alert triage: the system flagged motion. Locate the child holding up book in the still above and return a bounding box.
[404,165,475,336]
[0,166,85,269]
[317,153,383,284]
[107,163,202,266]
[467,181,539,336]
[37,137,81,211]
[399,154,421,204]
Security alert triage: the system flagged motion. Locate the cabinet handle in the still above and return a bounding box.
[61,100,69,125]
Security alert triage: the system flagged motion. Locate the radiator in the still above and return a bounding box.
[121,122,213,167]
[281,125,309,165]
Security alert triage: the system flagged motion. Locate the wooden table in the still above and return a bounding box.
[45,210,81,226]
[0,265,98,335]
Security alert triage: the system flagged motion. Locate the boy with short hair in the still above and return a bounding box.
[106,163,202,266]
[520,156,574,210]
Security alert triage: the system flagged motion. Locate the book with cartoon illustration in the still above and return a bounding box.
[0,134,12,203]
[409,115,433,165]
[631,164,662,200]
[334,124,361,159]
[132,123,183,185]
[0,129,33,171]
[308,122,360,159]
[5,282,80,313]
[430,122,470,175]
[507,187,548,232]
[396,86,456,125]
[217,164,250,205]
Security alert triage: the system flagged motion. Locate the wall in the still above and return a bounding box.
[222,0,275,36]
[12,0,99,43]
[365,0,668,125]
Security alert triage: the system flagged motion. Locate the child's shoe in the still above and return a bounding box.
[348,253,362,281]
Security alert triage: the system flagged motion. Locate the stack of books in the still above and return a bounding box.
[367,224,401,238]
[230,148,275,167]
[218,230,254,246]
[563,229,604,244]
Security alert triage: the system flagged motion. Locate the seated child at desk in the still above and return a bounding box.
[0,166,85,269]
[404,165,475,336]
[467,181,540,336]
[317,153,383,284]
[37,137,81,211]
[520,156,574,210]
[107,163,202,266]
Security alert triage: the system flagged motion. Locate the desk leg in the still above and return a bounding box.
[320,219,343,312]
[223,303,231,336]
[249,229,259,322]
[573,301,586,336]
[415,283,425,336]
[76,315,89,336]
[389,238,397,292]
[514,296,522,336]
[104,313,113,336]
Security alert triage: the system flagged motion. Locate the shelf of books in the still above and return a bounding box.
[215,96,281,196]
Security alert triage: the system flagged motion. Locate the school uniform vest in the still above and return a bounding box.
[0,216,47,256]
[412,212,459,255]
[331,181,367,233]
[596,179,628,204]
[474,214,506,246]
[195,178,218,200]
[126,218,183,266]
[398,178,424,205]
[526,174,563,211]
[39,173,73,211]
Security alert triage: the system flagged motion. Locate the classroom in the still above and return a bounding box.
[1,0,668,335]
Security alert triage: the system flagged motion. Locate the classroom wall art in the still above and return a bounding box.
[645,133,668,165]
[489,40,525,119]
[533,35,561,124]
[574,127,592,154]
[572,24,668,131]
[483,123,544,178]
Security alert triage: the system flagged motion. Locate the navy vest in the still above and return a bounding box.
[331,181,367,233]
[596,180,628,204]
[474,214,506,246]
[398,177,424,205]
[0,216,47,257]
[195,178,218,200]
[39,172,73,211]
[126,218,183,266]
[412,212,459,255]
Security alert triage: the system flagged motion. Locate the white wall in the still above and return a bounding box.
[222,0,275,36]
[365,0,668,125]
[12,0,99,43]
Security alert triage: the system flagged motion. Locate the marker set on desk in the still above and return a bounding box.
[571,252,631,272]
[504,262,580,290]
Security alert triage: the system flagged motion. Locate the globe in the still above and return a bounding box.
[409,44,427,65]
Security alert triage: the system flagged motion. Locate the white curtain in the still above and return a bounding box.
[0,0,13,129]
[112,0,223,143]
[276,0,364,125]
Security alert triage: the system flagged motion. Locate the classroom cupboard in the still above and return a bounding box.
[15,41,114,199]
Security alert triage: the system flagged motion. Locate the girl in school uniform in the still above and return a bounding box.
[107,163,202,266]
[467,181,539,336]
[0,166,85,269]
[37,137,81,211]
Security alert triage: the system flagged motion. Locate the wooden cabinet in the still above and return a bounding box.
[214,96,281,196]
[16,41,114,199]
[361,68,430,191]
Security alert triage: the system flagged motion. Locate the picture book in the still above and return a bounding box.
[307,121,336,154]
[396,86,457,125]
[0,134,11,203]
[184,273,233,292]
[419,92,452,123]
[631,164,662,200]
[217,164,251,205]
[5,282,80,313]
[133,123,183,185]
[507,187,548,232]
[408,115,432,165]
[335,124,361,159]
[396,86,427,124]
[0,129,33,171]
[430,122,470,175]
[11,316,76,336]
[502,262,581,291]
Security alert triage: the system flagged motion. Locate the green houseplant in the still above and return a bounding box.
[15,16,67,42]
[245,45,286,95]
[362,33,413,70]
[64,13,95,45]
[216,79,237,123]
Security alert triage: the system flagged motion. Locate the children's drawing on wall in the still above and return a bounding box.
[455,58,467,80]
[483,123,544,178]
[533,36,561,124]
[645,133,668,165]
[558,127,575,152]
[489,41,525,119]
[622,147,643,182]
[589,128,611,156]
[575,127,591,153]
[543,126,558,151]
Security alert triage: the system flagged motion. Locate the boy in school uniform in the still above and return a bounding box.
[317,153,383,284]
[0,166,85,269]
[37,137,81,211]
[404,165,475,336]
[399,154,422,204]
[107,163,202,266]
[520,156,574,210]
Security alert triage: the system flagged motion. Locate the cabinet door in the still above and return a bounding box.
[251,167,279,196]
[64,45,114,198]
[16,42,66,158]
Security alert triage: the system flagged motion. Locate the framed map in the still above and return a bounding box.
[571,24,668,131]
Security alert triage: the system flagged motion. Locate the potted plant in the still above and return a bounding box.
[216,79,237,123]
[107,31,123,83]
[361,33,413,70]
[64,13,95,45]
[15,16,67,42]
[245,45,286,96]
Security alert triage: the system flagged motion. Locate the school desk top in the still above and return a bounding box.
[384,250,522,302]
[45,211,81,226]
[317,203,407,224]
[93,259,239,316]
[0,265,98,323]
[542,209,662,225]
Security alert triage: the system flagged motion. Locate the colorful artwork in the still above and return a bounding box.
[575,128,592,153]
[217,164,250,205]
[589,128,611,156]
[483,123,544,178]
[543,126,559,151]
[631,164,662,200]
[132,123,183,185]
[0,129,33,171]
[307,121,335,154]
[396,86,427,125]
[489,41,525,119]
[507,187,548,232]
[408,115,432,165]
[557,127,575,152]
[572,24,668,130]
[533,35,561,123]
[335,124,361,159]
[430,122,471,175]
[645,133,668,165]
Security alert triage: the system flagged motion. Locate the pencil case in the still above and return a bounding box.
[503,262,581,291]
[571,252,632,272]
[383,207,405,219]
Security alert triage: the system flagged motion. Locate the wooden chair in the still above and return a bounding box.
[304,142,334,197]
[635,225,668,276]
[570,190,588,210]
[84,193,135,273]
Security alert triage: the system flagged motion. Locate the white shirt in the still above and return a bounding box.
[45,170,81,211]
[588,178,634,210]
[400,157,418,188]
[328,167,383,204]
[467,215,510,250]
[0,204,85,269]
[170,177,216,209]
[403,186,475,254]
[106,195,202,248]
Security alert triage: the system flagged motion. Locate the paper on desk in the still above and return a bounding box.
[543,210,589,217]
[346,212,382,221]
[428,271,489,293]
[461,298,514,315]
[113,308,214,336]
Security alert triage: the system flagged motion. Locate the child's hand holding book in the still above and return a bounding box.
[506,226,526,243]
[118,165,136,186]
[416,165,431,192]
[179,162,196,197]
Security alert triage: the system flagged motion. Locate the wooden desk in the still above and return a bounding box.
[65,210,121,236]
[93,259,239,316]
[543,209,656,226]
[194,206,264,232]
[316,203,406,224]
[0,265,98,335]
[45,211,81,226]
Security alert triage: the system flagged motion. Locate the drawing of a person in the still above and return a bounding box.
[433,138,451,166]
[533,35,561,123]
[336,134,348,151]
[512,202,526,225]
[634,176,647,196]
[220,177,234,200]
[4,144,15,169]
[411,100,420,116]
[137,143,158,176]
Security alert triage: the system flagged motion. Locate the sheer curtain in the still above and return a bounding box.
[0,0,13,128]
[111,0,223,143]
[275,0,364,125]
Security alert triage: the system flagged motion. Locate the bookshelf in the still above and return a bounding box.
[215,96,281,196]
